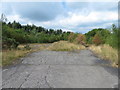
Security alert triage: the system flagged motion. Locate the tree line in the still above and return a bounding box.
[2,20,118,49]
[85,25,118,49]
[2,21,71,49]
[67,24,118,49]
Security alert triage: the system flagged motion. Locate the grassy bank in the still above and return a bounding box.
[89,44,118,67]
[47,41,85,51]
[2,44,49,66]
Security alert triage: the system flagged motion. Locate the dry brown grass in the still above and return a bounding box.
[2,43,49,66]
[89,44,118,67]
[2,49,30,66]
[47,41,86,51]
[29,43,50,52]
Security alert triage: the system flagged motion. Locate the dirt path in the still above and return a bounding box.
[2,49,118,88]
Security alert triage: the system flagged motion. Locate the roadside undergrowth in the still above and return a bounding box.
[89,44,118,67]
[2,49,29,66]
[2,44,49,66]
[47,41,86,51]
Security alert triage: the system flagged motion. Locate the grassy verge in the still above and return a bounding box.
[2,49,30,66]
[2,43,49,66]
[47,41,86,51]
[89,44,118,67]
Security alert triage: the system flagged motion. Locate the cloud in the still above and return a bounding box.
[62,2,118,14]
[2,2,118,33]
[3,2,67,22]
[37,10,117,31]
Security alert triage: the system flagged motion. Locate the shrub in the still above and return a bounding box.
[105,24,118,49]
[2,38,19,49]
[76,34,86,45]
[92,33,103,45]
[68,32,78,42]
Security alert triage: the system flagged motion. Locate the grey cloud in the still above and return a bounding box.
[3,2,67,21]
[2,2,118,33]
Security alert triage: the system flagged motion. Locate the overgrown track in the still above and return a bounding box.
[2,50,118,88]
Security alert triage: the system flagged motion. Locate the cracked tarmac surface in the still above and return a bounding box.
[2,50,118,88]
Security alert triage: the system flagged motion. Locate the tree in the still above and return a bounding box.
[56,29,62,34]
[76,34,86,45]
[106,24,118,48]
[49,29,54,34]
[85,28,111,44]
[92,33,103,45]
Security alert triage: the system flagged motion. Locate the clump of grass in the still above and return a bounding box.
[89,44,118,67]
[24,44,31,50]
[2,44,49,66]
[2,49,30,66]
[47,41,85,51]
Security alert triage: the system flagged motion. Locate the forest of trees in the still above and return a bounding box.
[66,24,118,49]
[1,19,119,50]
[2,21,71,49]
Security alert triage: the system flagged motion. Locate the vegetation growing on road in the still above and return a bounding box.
[89,45,118,67]
[2,44,49,66]
[47,41,85,51]
[1,17,70,66]
[85,24,119,67]
[1,15,119,67]
[2,49,30,66]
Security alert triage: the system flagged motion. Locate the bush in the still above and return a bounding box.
[76,34,86,45]
[105,24,118,49]
[92,33,103,45]
[2,38,19,49]
[68,32,78,42]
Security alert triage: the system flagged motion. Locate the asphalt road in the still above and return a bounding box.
[2,49,118,88]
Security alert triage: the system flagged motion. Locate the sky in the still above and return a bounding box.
[1,1,118,33]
